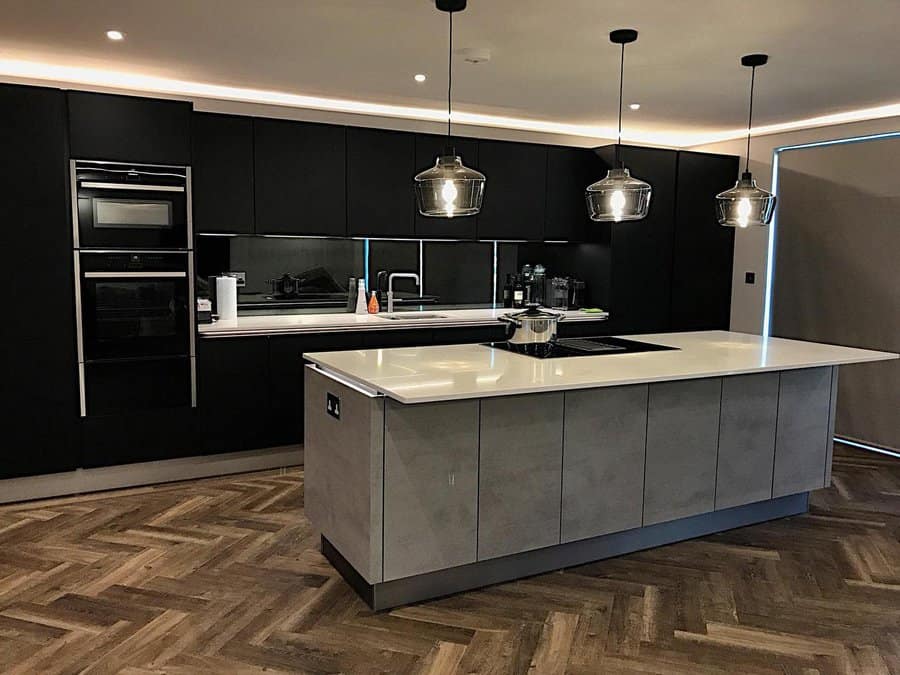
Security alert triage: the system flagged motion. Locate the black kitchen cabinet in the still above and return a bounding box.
[0,84,80,479]
[413,134,479,240]
[432,325,507,345]
[254,118,347,236]
[597,145,678,334]
[192,112,254,234]
[82,408,196,468]
[670,151,739,330]
[197,337,271,453]
[545,146,603,242]
[348,128,416,237]
[268,333,365,448]
[67,91,191,164]
[476,140,548,241]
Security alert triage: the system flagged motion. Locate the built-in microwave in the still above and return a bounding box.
[71,160,191,250]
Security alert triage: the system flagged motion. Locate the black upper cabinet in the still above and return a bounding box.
[670,151,739,330]
[191,112,254,234]
[413,134,479,240]
[0,84,80,478]
[476,140,547,241]
[67,91,191,164]
[347,127,415,237]
[597,144,678,334]
[254,118,347,236]
[545,146,603,242]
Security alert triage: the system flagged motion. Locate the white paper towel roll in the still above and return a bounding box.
[216,276,238,320]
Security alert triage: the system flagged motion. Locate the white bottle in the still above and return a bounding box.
[355,279,368,314]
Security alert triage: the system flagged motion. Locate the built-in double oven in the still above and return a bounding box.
[72,160,195,418]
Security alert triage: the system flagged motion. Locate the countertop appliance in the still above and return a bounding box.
[71,159,190,250]
[75,250,195,417]
[484,336,679,359]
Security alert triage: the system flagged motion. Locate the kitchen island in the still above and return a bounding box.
[303,331,896,610]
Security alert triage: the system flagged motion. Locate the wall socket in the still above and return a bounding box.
[229,271,247,287]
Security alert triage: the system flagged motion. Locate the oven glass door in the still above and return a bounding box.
[81,272,190,361]
[77,185,188,249]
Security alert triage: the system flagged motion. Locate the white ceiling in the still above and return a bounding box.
[2,0,899,146]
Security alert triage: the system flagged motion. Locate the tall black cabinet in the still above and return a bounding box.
[0,84,80,478]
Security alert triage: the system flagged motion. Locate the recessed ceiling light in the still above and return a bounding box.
[414,73,427,83]
[106,30,125,41]
[629,103,641,110]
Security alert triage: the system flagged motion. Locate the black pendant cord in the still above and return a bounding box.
[616,42,625,167]
[447,10,453,143]
[745,65,756,174]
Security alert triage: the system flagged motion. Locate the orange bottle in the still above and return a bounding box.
[367,291,380,314]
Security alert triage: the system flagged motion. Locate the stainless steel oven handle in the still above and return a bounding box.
[83,271,187,279]
[80,182,185,192]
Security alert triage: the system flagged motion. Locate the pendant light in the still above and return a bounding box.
[586,29,651,223]
[414,0,485,218]
[716,54,776,227]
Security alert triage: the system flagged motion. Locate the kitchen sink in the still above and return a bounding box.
[376,313,447,321]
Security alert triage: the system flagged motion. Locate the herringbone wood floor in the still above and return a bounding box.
[0,444,897,674]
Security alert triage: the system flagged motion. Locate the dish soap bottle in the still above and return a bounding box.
[355,279,368,314]
[367,290,380,314]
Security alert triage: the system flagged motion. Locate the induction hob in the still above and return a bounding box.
[483,336,679,359]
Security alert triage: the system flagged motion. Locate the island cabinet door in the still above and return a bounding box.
[478,393,564,560]
[643,378,722,525]
[772,367,836,497]
[561,385,648,543]
[383,400,479,581]
[715,372,780,510]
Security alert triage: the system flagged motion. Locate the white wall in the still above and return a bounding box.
[689,116,900,334]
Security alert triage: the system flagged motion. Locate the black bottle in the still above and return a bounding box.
[513,275,525,308]
[502,274,513,308]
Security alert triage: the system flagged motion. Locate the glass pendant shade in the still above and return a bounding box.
[586,167,651,222]
[715,171,776,228]
[414,153,485,218]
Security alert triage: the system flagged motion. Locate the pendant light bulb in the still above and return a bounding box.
[414,0,485,218]
[716,54,776,228]
[586,28,652,223]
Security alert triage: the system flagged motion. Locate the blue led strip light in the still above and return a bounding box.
[763,129,900,337]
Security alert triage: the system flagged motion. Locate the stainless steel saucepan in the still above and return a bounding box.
[499,304,565,345]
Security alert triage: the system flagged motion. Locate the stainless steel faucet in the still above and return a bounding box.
[387,272,420,313]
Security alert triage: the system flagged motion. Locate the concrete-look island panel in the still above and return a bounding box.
[303,331,896,609]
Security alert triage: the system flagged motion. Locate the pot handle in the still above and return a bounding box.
[498,314,520,339]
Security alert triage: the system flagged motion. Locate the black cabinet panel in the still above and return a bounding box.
[192,112,254,234]
[197,337,271,453]
[598,145,678,334]
[254,118,346,236]
[269,333,365,448]
[67,91,191,164]
[348,128,415,237]
[432,326,507,345]
[545,147,602,242]
[476,140,547,241]
[82,408,196,468]
[0,84,80,479]
[414,134,479,239]
[671,151,738,330]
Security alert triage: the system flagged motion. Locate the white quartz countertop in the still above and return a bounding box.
[304,330,898,404]
[198,307,608,337]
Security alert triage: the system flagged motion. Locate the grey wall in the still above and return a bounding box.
[772,136,900,450]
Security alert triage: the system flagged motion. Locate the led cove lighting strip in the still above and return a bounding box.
[836,437,900,459]
[4,57,898,147]
[763,129,900,337]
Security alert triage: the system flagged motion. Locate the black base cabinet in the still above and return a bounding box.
[197,337,272,454]
[82,408,196,468]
